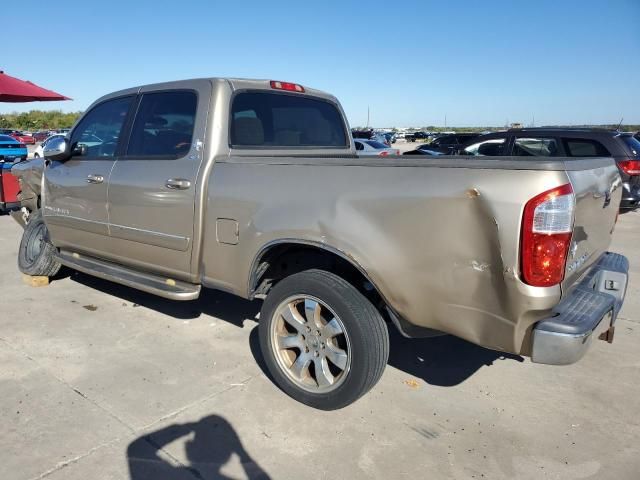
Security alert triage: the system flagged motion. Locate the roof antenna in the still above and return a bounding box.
[616,117,624,132]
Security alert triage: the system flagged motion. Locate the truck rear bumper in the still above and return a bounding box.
[531,252,629,365]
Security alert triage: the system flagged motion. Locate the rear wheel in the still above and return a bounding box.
[259,269,389,410]
[18,211,61,277]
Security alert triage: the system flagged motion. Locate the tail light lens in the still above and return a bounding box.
[378,151,389,156]
[521,183,574,287]
[619,160,640,176]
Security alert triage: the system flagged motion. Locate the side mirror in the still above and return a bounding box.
[43,136,70,162]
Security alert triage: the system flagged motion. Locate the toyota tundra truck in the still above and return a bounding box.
[10,78,629,410]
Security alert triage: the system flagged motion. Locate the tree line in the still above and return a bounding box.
[0,110,82,131]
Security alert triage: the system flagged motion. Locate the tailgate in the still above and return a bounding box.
[562,159,621,292]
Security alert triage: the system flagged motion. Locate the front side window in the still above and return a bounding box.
[230,92,347,148]
[462,138,506,156]
[70,96,133,158]
[513,137,559,156]
[126,91,197,158]
[563,138,610,157]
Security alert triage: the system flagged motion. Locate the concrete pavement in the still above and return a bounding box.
[0,211,639,480]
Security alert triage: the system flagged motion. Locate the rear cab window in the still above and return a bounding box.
[230,92,348,148]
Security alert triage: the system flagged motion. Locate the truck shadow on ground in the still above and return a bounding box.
[127,414,270,480]
[70,270,524,387]
[69,270,261,328]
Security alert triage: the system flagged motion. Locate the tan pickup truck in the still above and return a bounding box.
[11,78,629,410]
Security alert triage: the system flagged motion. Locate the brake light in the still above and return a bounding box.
[378,151,389,156]
[619,160,640,176]
[521,183,574,287]
[270,80,305,93]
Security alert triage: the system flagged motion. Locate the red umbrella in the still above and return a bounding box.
[0,70,71,102]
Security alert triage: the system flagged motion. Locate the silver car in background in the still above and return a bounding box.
[354,139,399,156]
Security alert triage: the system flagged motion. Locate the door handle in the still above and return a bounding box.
[86,174,104,184]
[166,178,191,190]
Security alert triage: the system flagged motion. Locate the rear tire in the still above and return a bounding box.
[259,269,389,410]
[18,210,61,277]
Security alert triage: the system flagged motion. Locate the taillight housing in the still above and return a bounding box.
[521,183,574,287]
[378,151,389,156]
[618,160,640,176]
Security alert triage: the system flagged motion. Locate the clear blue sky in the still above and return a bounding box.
[3,0,639,127]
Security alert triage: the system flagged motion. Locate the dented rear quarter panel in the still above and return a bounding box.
[200,156,615,355]
[11,157,44,210]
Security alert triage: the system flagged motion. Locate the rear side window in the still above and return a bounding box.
[364,140,387,149]
[127,91,197,158]
[563,138,610,157]
[619,135,640,156]
[513,137,559,156]
[462,138,506,156]
[231,92,347,148]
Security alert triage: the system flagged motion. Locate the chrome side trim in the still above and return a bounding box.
[109,223,190,251]
[44,214,108,236]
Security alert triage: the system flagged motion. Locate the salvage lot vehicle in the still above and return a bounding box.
[354,139,399,156]
[9,131,35,145]
[11,78,629,410]
[0,135,28,212]
[33,134,66,158]
[459,128,640,211]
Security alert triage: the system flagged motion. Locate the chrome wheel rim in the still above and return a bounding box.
[270,295,351,393]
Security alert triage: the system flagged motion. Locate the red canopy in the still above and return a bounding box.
[0,70,71,102]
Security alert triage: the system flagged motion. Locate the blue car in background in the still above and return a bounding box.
[0,134,28,163]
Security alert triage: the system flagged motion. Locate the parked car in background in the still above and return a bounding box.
[405,131,429,142]
[381,132,396,144]
[0,135,27,213]
[0,134,28,163]
[427,133,481,153]
[403,144,445,156]
[10,131,35,145]
[33,134,66,158]
[354,139,400,156]
[33,131,53,142]
[458,128,640,211]
[351,128,374,139]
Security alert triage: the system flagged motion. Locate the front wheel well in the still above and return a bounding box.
[250,243,386,314]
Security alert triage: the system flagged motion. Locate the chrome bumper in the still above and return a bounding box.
[531,252,629,365]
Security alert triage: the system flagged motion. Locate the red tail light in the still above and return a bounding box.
[378,151,389,156]
[619,160,640,176]
[521,184,575,287]
[270,80,305,93]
